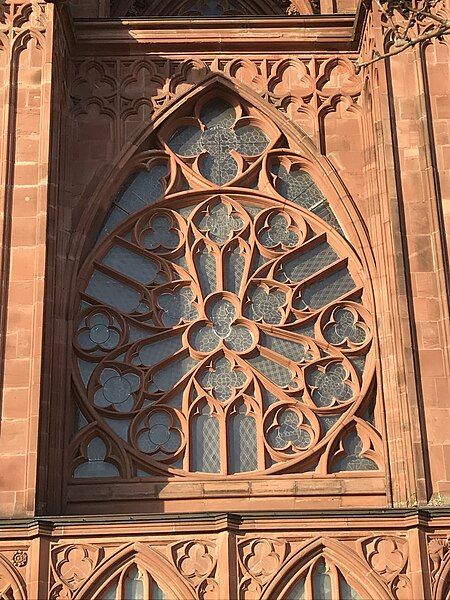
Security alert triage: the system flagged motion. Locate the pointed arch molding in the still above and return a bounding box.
[261,537,392,600]
[74,74,373,273]
[73,543,196,600]
[59,71,390,512]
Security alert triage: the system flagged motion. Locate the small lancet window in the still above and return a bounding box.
[286,557,362,600]
[99,564,167,600]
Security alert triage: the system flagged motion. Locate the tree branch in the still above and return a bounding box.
[355,22,450,72]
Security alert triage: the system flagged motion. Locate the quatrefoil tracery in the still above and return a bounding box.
[73,95,378,478]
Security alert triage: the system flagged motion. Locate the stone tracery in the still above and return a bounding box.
[71,93,381,478]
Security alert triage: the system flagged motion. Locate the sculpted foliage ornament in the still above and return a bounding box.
[71,91,381,480]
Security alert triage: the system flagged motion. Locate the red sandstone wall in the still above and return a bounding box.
[0,0,448,597]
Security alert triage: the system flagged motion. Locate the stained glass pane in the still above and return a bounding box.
[103,246,160,284]
[200,99,236,127]
[149,356,198,392]
[143,215,180,251]
[151,581,167,600]
[124,566,145,599]
[313,559,332,600]
[224,246,245,294]
[100,581,118,599]
[138,335,183,367]
[196,246,217,297]
[286,578,305,600]
[268,410,311,451]
[235,125,269,156]
[201,357,246,401]
[229,404,257,473]
[332,432,378,472]
[276,242,338,284]
[200,152,238,185]
[199,202,243,243]
[248,354,296,388]
[73,438,119,478]
[307,363,353,407]
[324,308,366,345]
[169,126,202,156]
[245,287,285,324]
[192,405,220,473]
[272,163,344,236]
[86,270,142,313]
[259,213,299,249]
[339,573,362,600]
[260,333,312,363]
[301,269,356,310]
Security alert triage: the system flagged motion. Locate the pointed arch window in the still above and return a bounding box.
[284,557,362,600]
[93,564,167,599]
[71,90,382,481]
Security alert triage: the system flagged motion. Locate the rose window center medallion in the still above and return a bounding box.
[73,96,376,478]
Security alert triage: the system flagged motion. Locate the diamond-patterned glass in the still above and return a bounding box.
[229,405,257,473]
[192,405,220,473]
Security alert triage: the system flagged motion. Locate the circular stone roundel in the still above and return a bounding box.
[74,189,374,476]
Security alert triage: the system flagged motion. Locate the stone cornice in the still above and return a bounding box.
[0,508,449,539]
[72,7,368,54]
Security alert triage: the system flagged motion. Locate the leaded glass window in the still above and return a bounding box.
[285,558,362,600]
[71,94,381,479]
[97,565,168,599]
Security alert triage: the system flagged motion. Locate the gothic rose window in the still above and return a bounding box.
[71,93,381,479]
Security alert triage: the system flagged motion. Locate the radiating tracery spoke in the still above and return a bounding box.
[75,131,375,477]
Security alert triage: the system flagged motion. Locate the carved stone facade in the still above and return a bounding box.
[0,0,449,597]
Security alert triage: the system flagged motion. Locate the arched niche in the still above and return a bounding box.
[74,543,196,600]
[261,538,391,600]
